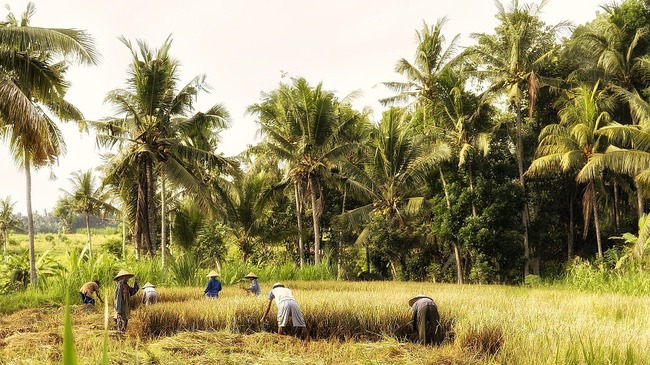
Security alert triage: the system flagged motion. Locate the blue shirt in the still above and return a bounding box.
[249,279,261,296]
[204,278,222,297]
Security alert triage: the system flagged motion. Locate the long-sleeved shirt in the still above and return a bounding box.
[249,279,261,296]
[114,281,139,318]
[411,297,436,331]
[204,278,222,297]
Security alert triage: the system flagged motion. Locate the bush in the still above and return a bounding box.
[524,274,542,288]
[103,238,123,259]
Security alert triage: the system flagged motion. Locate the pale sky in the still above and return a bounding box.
[0,0,603,215]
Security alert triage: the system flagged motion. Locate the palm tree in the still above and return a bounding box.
[340,108,450,278]
[570,7,650,220]
[380,19,466,283]
[248,77,362,265]
[93,36,232,262]
[380,18,460,113]
[60,170,117,258]
[0,2,98,286]
[528,83,615,258]
[578,120,650,263]
[0,196,22,263]
[215,162,281,261]
[469,0,566,276]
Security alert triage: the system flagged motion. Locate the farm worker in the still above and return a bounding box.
[113,269,139,332]
[243,272,261,296]
[204,270,222,298]
[79,280,103,305]
[409,294,442,345]
[261,282,307,338]
[141,282,158,305]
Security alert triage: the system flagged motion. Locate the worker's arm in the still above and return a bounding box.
[260,299,272,322]
[96,290,103,303]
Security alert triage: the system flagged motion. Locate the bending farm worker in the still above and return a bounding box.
[261,282,307,339]
[409,294,442,345]
[204,270,222,298]
[79,280,103,305]
[142,282,158,305]
[113,269,139,332]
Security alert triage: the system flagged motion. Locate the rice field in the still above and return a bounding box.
[0,281,648,364]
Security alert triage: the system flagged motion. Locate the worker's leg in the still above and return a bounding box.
[417,307,428,344]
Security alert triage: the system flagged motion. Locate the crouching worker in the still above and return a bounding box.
[142,282,158,305]
[80,280,103,305]
[261,282,307,339]
[113,269,139,332]
[409,294,442,345]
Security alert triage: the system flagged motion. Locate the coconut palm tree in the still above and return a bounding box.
[0,196,22,263]
[468,0,566,276]
[339,108,450,278]
[93,36,233,262]
[577,119,650,263]
[380,18,460,113]
[528,82,615,258]
[248,77,362,265]
[0,2,99,286]
[380,19,468,283]
[569,7,650,220]
[214,162,282,261]
[60,169,117,258]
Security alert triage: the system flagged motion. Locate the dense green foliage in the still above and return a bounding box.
[3,1,650,288]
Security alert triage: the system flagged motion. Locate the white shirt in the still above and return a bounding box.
[269,287,295,304]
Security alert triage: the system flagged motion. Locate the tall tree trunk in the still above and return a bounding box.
[366,242,371,273]
[161,176,167,268]
[25,154,37,288]
[613,181,620,230]
[568,189,575,261]
[337,186,346,279]
[439,167,463,284]
[514,104,531,278]
[3,231,7,264]
[122,213,126,261]
[85,212,92,257]
[294,183,304,269]
[146,161,156,257]
[309,175,322,265]
[591,181,603,259]
[467,161,477,218]
[635,180,644,222]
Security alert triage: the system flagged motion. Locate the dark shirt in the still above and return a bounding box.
[411,297,436,331]
[114,281,139,317]
[204,278,222,297]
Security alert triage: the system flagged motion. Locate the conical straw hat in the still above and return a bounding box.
[206,270,219,278]
[113,269,134,281]
[244,272,258,279]
[272,282,284,289]
[408,294,433,307]
[142,282,155,289]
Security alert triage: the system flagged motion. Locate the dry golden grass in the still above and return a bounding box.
[0,281,648,364]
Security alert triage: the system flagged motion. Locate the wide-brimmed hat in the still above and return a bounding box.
[244,272,258,279]
[206,270,219,278]
[142,282,155,289]
[272,282,285,289]
[113,269,134,281]
[408,294,433,307]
